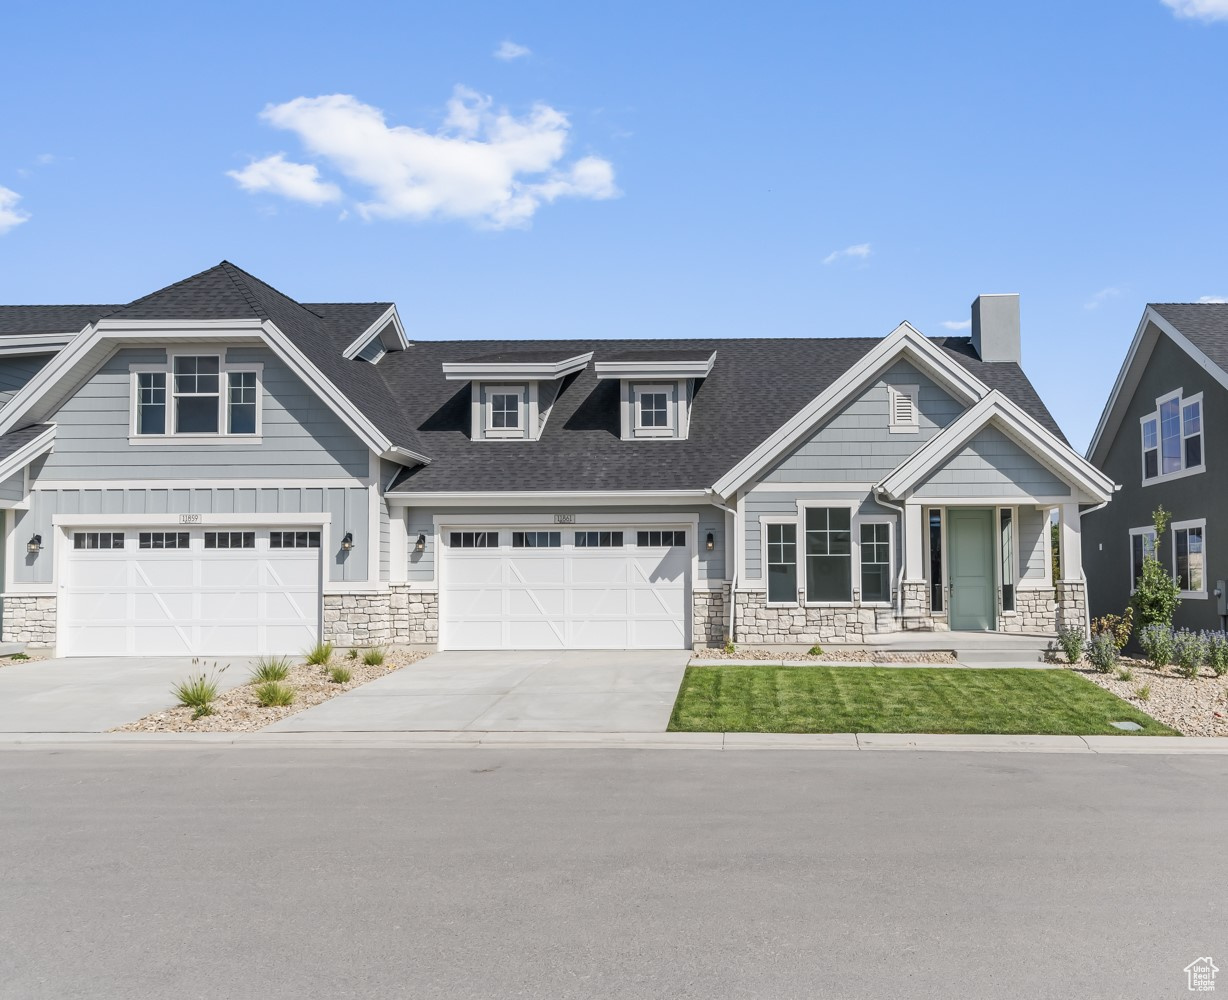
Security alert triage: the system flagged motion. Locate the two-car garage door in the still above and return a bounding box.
[61,527,321,656]
[440,526,691,650]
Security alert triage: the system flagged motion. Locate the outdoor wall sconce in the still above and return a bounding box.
[340,531,354,551]
[415,533,426,553]
[27,534,42,554]
[706,532,715,551]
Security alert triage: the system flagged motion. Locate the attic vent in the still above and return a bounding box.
[888,384,919,433]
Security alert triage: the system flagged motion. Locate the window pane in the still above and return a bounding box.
[1185,435,1202,470]
[1183,401,1201,436]
[1144,450,1158,480]
[137,372,166,435]
[228,372,257,434]
[1160,398,1181,474]
[176,395,219,433]
[767,523,797,603]
[807,555,852,602]
[1142,418,1157,450]
[1131,534,1144,587]
[929,510,943,612]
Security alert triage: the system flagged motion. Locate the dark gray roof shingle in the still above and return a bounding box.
[0,423,54,462]
[0,306,116,336]
[1149,303,1228,375]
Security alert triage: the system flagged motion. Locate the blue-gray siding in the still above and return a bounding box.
[37,346,370,481]
[0,472,23,504]
[15,486,371,585]
[1018,505,1050,582]
[762,361,964,483]
[0,353,56,407]
[914,425,1071,499]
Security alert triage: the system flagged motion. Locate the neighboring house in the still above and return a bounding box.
[0,263,1111,656]
[1084,304,1228,632]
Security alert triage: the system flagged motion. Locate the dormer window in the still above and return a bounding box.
[441,350,592,442]
[594,349,716,442]
[486,387,524,437]
[634,384,673,436]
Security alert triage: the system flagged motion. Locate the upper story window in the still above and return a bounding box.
[132,354,262,441]
[483,386,525,439]
[632,383,675,438]
[1141,390,1203,484]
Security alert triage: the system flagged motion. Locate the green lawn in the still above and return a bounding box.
[668,666,1176,736]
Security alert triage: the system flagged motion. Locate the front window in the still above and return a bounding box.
[805,507,852,602]
[859,522,891,603]
[1130,528,1156,591]
[1142,391,1204,482]
[1173,522,1206,595]
[133,355,260,438]
[766,522,797,603]
[174,355,220,433]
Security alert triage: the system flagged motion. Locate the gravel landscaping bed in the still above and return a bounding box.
[692,647,956,664]
[0,653,48,668]
[1072,660,1228,737]
[115,648,430,733]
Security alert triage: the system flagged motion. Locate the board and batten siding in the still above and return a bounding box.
[761,361,964,483]
[36,346,370,481]
[913,425,1070,500]
[404,504,728,585]
[13,485,371,586]
[0,353,56,407]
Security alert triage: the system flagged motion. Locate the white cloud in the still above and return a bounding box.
[822,243,872,265]
[1161,0,1228,21]
[494,40,531,60]
[227,153,343,205]
[941,319,972,331]
[1198,295,1228,303]
[236,89,618,228]
[1084,286,1122,310]
[0,186,30,234]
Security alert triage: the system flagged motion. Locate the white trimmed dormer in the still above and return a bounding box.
[594,350,716,442]
[441,350,592,442]
[342,305,409,365]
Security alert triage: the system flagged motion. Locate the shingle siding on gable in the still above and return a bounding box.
[0,353,56,407]
[761,361,964,483]
[914,425,1070,499]
[36,346,370,482]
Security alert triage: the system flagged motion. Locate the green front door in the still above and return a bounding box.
[948,508,995,631]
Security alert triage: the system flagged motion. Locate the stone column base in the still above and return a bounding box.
[392,586,439,645]
[0,595,58,648]
[693,584,731,647]
[1055,580,1088,635]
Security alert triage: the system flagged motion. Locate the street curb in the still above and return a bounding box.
[1,731,1226,753]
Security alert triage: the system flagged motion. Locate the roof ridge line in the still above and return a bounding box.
[219,262,270,322]
[221,260,326,320]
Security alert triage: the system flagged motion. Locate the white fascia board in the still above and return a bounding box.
[383,444,432,467]
[441,352,593,382]
[385,489,710,507]
[593,352,717,380]
[0,332,79,355]
[0,424,56,484]
[710,323,988,498]
[1086,306,1228,464]
[341,305,408,360]
[878,391,1115,502]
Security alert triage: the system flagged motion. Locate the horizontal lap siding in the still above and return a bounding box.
[0,353,56,407]
[762,361,964,483]
[14,486,370,585]
[914,425,1070,499]
[37,347,370,481]
[1018,505,1050,582]
[0,472,24,504]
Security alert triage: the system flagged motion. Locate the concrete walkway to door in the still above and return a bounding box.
[264,650,691,734]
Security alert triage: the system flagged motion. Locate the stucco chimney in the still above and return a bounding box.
[970,293,1021,364]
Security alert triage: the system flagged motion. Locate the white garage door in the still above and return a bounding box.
[61,527,322,656]
[440,527,690,650]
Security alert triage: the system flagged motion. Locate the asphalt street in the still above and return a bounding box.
[1,747,1224,999]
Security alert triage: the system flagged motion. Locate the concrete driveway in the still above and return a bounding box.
[0,657,257,733]
[264,649,691,733]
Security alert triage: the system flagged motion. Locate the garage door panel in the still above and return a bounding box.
[448,559,504,586]
[633,619,687,647]
[571,589,630,616]
[135,559,196,588]
[508,559,567,585]
[64,625,130,656]
[506,588,566,616]
[201,559,261,587]
[133,592,195,620]
[570,619,632,648]
[508,621,566,649]
[570,560,631,586]
[632,589,684,616]
[71,592,128,621]
[199,590,262,619]
[71,561,128,588]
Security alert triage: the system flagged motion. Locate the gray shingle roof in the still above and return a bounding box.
[602,349,716,362]
[1149,303,1228,375]
[0,306,116,336]
[0,423,53,462]
[453,349,592,364]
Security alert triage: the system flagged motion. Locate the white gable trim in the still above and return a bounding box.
[0,424,55,487]
[341,305,408,360]
[1086,306,1228,465]
[710,322,989,498]
[0,331,81,357]
[877,390,1115,502]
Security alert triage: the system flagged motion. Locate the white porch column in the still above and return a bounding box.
[904,502,925,580]
[389,504,408,583]
[1058,502,1082,580]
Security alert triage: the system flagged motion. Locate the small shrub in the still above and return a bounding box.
[347,647,359,660]
[1085,631,1119,674]
[304,641,334,666]
[807,645,824,657]
[1091,607,1133,651]
[1134,683,1151,702]
[173,661,227,711]
[253,681,295,707]
[1138,623,1174,673]
[723,642,736,655]
[1131,506,1181,630]
[328,665,352,684]
[1056,626,1085,665]
[1172,629,1206,679]
[8,652,30,662]
[1115,666,1134,682]
[191,704,215,721]
[1204,631,1228,677]
[249,655,292,683]
[362,647,386,666]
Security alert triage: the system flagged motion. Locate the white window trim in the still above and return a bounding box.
[760,515,800,607]
[129,353,264,444]
[632,383,674,438]
[887,384,920,434]
[1140,388,1204,486]
[1128,524,1156,595]
[800,503,857,608]
[484,385,526,439]
[855,516,894,607]
[1171,518,1208,599]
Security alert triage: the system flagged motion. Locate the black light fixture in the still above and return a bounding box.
[26,534,42,554]
[415,533,426,553]
[706,531,715,552]
[340,531,354,551]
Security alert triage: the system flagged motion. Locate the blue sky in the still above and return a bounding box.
[3,0,1227,451]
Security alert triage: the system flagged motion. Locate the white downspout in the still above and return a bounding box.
[875,489,907,617]
[706,492,738,644]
